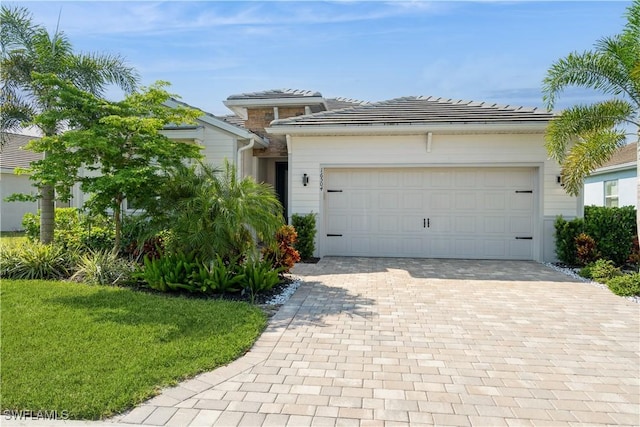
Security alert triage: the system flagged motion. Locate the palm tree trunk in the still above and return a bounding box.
[637,131,639,238]
[40,184,55,244]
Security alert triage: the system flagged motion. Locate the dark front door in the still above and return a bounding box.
[275,162,288,221]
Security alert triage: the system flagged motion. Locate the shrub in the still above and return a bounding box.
[627,237,640,269]
[190,255,244,294]
[582,259,622,283]
[71,250,136,286]
[263,225,300,273]
[138,252,200,293]
[606,273,640,296]
[292,213,317,260]
[241,258,281,303]
[0,241,72,280]
[584,206,637,266]
[22,208,114,251]
[575,233,599,266]
[554,216,584,265]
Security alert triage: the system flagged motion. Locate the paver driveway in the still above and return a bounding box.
[117,258,639,427]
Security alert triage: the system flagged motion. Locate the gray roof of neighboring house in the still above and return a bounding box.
[220,115,246,128]
[0,133,42,170]
[227,89,322,100]
[270,96,554,127]
[599,142,637,169]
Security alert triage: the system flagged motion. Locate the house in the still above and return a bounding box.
[583,142,637,209]
[1,89,579,262]
[0,132,42,231]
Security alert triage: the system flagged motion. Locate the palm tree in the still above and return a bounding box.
[542,0,639,230]
[1,5,139,243]
[157,161,284,262]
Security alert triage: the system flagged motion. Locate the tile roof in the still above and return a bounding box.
[0,133,42,170]
[219,115,246,128]
[270,96,554,127]
[599,142,637,169]
[227,89,322,100]
[325,97,370,110]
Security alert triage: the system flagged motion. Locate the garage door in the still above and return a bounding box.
[324,167,536,260]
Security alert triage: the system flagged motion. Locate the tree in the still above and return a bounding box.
[1,5,139,243]
[155,161,284,262]
[542,0,639,230]
[14,74,203,251]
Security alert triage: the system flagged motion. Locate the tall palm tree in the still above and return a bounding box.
[542,0,639,230]
[1,5,139,243]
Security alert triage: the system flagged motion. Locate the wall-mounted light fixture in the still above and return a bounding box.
[556,175,564,187]
[303,173,309,186]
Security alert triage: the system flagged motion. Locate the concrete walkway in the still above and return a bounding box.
[7,258,639,426]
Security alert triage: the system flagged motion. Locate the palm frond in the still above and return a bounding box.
[545,100,635,162]
[559,128,628,196]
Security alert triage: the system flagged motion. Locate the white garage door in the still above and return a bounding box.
[324,167,536,260]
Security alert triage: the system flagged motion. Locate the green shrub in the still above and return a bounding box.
[0,241,72,280]
[292,213,317,260]
[582,259,622,283]
[138,252,200,293]
[584,206,637,266]
[263,225,301,273]
[190,255,245,294]
[241,259,281,303]
[22,208,115,251]
[71,250,136,286]
[606,273,640,296]
[554,216,584,265]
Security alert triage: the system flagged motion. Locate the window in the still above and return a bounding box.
[604,180,619,207]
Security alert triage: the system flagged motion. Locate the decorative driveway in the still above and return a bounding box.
[118,258,638,426]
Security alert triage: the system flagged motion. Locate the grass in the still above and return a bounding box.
[0,279,267,420]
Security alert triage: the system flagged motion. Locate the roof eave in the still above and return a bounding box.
[266,122,549,136]
[591,161,637,175]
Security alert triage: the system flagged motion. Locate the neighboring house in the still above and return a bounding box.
[1,89,579,262]
[0,132,42,231]
[583,142,637,209]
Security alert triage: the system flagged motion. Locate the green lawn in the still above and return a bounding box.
[0,280,267,420]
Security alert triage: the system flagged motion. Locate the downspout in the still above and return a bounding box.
[237,138,256,179]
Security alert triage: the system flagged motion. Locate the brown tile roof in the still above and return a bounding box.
[270,96,554,127]
[227,89,322,100]
[599,142,637,169]
[0,133,42,170]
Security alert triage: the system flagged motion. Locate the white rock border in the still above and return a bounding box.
[544,262,639,304]
[264,278,301,306]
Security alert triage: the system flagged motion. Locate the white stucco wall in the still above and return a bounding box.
[288,132,578,262]
[0,172,38,231]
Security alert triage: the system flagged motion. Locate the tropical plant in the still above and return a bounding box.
[262,225,301,274]
[0,240,72,280]
[1,5,139,243]
[575,233,599,266]
[71,250,136,286]
[191,255,245,294]
[156,161,284,262]
[580,259,622,283]
[542,1,640,232]
[138,252,199,293]
[241,258,281,304]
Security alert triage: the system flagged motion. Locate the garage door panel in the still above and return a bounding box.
[324,167,535,260]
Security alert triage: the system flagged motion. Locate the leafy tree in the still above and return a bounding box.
[13,74,203,251]
[156,161,284,262]
[542,0,639,231]
[1,5,139,243]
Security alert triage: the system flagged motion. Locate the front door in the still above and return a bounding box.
[275,162,288,221]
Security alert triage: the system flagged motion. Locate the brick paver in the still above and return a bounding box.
[9,258,639,426]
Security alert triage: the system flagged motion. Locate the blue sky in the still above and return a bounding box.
[11,1,634,116]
